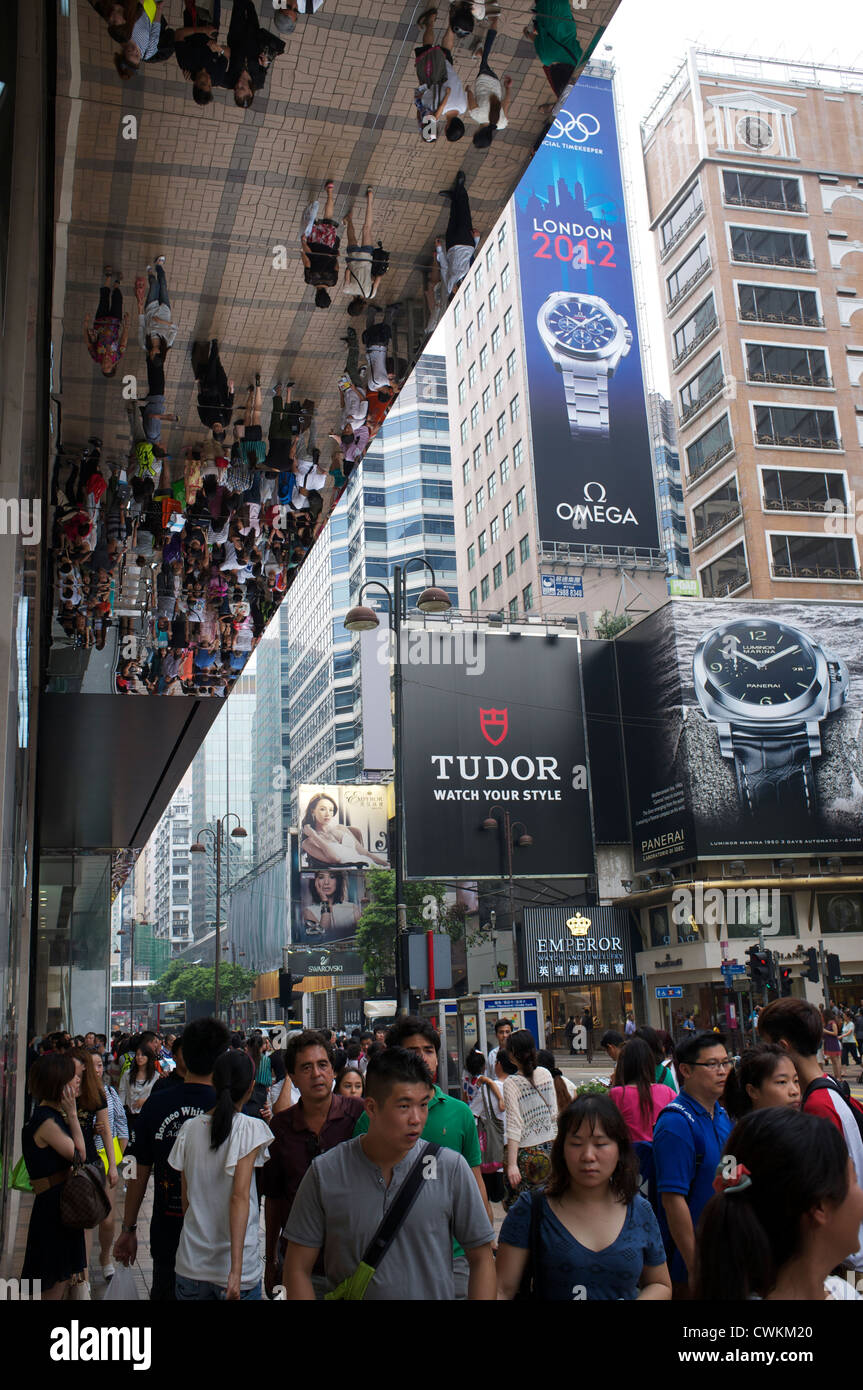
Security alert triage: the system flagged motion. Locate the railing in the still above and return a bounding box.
[692,503,742,548]
[679,376,725,424]
[725,194,806,213]
[755,432,841,449]
[740,309,824,328]
[660,202,705,259]
[687,437,734,483]
[666,258,711,313]
[704,572,750,598]
[731,249,815,269]
[672,316,719,370]
[771,563,862,581]
[747,370,833,388]
[764,496,848,514]
[539,541,669,570]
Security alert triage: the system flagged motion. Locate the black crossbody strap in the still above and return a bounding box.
[361,1143,440,1270]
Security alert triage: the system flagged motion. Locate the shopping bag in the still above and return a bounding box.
[10,1156,32,1192]
[102,1264,140,1301]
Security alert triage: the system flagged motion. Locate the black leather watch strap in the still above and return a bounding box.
[731,728,815,814]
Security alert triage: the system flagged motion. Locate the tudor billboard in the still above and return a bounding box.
[401,631,595,878]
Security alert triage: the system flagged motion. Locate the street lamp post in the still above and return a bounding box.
[117,920,139,1030]
[482,809,532,983]
[344,559,451,1013]
[191,813,247,1020]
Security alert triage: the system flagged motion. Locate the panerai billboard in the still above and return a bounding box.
[512,75,660,551]
[400,632,595,879]
[616,600,863,871]
[520,905,637,987]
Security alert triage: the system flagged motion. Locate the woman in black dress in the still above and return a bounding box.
[21,1053,87,1299]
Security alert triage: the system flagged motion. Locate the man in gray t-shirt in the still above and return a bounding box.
[284,1049,496,1300]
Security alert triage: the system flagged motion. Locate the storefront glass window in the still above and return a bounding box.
[649,906,671,947]
[725,892,796,939]
[817,892,863,935]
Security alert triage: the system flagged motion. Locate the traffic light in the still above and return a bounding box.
[804,947,819,983]
[747,946,771,986]
[827,953,842,984]
[779,966,793,997]
[765,951,778,992]
[278,970,294,1008]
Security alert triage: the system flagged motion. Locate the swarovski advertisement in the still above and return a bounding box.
[513,75,659,550]
[401,633,595,879]
[291,868,364,945]
[298,783,390,871]
[618,600,863,870]
[520,906,637,988]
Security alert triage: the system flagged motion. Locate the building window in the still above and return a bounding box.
[479,343,489,372]
[754,404,840,450]
[723,169,804,213]
[477,303,487,331]
[478,529,487,556]
[464,500,473,526]
[510,394,521,422]
[516,486,526,515]
[482,385,491,413]
[455,338,464,365]
[508,596,519,620]
[470,403,479,430]
[493,562,503,589]
[473,444,482,471]
[745,342,831,388]
[457,378,466,404]
[468,361,477,389]
[462,460,470,486]
[484,428,494,455]
[489,283,498,313]
[476,486,485,513]
[698,540,749,597]
[486,242,496,270]
[460,419,468,445]
[660,180,703,252]
[490,514,500,543]
[474,262,484,292]
[672,294,718,366]
[504,306,513,335]
[503,500,513,530]
[761,467,847,514]
[481,575,490,601]
[500,455,510,485]
[679,353,724,422]
[487,472,497,501]
[496,412,506,440]
[729,225,813,270]
[519,534,530,562]
[817,892,863,934]
[491,325,501,354]
[506,349,517,379]
[770,532,859,581]
[725,893,797,940]
[467,542,476,569]
[513,438,523,469]
[464,283,473,309]
[469,586,478,611]
[505,547,516,576]
[454,303,462,327]
[666,237,709,308]
[466,322,475,348]
[522,582,533,611]
[494,368,504,396]
[691,477,741,548]
[737,283,821,327]
[686,413,733,481]
[498,222,507,248]
[501,263,511,291]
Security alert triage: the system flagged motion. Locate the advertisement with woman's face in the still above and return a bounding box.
[292,868,363,944]
[298,783,390,871]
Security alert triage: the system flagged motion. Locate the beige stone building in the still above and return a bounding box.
[641,50,863,600]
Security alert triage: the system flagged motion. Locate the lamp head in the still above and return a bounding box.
[344,604,380,632]
[416,585,452,614]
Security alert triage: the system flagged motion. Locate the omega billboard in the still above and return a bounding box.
[401,631,595,879]
[513,74,659,550]
[617,599,863,871]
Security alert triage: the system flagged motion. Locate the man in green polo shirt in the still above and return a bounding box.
[353,1015,493,1298]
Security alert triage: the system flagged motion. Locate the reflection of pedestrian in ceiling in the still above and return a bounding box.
[523,0,588,102]
[225,0,286,108]
[302,870,361,938]
[300,793,388,869]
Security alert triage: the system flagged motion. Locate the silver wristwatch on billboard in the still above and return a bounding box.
[692,618,849,815]
[537,291,632,438]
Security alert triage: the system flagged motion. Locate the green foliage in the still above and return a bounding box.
[594,609,632,641]
[356,871,458,995]
[149,961,257,1003]
[576,1080,610,1096]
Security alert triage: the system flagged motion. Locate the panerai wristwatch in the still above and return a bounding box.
[537,291,632,438]
[692,618,849,815]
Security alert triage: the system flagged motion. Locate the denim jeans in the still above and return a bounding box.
[175,1274,262,1301]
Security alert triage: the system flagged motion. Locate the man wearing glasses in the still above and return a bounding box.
[652,1031,732,1298]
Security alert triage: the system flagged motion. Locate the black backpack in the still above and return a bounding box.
[370,242,390,279]
[803,1075,863,1146]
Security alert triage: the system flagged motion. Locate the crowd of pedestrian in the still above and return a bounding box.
[18,996,863,1301]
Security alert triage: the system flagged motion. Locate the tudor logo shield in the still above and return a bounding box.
[480,708,508,746]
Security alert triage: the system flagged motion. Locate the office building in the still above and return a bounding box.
[190,674,256,938]
[649,391,692,582]
[642,48,863,600]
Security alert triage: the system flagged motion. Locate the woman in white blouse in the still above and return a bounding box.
[499,1030,557,1211]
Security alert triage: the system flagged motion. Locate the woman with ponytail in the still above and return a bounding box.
[694,1108,863,1300]
[722,1043,801,1121]
[169,1050,271,1299]
[500,1030,557,1210]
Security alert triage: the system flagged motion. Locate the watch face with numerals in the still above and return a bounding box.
[700,619,819,710]
[543,295,617,354]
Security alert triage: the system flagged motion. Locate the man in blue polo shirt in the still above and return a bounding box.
[653,1029,732,1297]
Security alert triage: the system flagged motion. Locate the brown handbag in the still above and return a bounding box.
[59,1159,111,1230]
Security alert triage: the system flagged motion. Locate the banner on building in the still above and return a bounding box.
[513,75,659,550]
[401,632,595,878]
[286,946,363,977]
[520,905,638,987]
[617,600,863,871]
[298,783,390,870]
[291,868,365,945]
